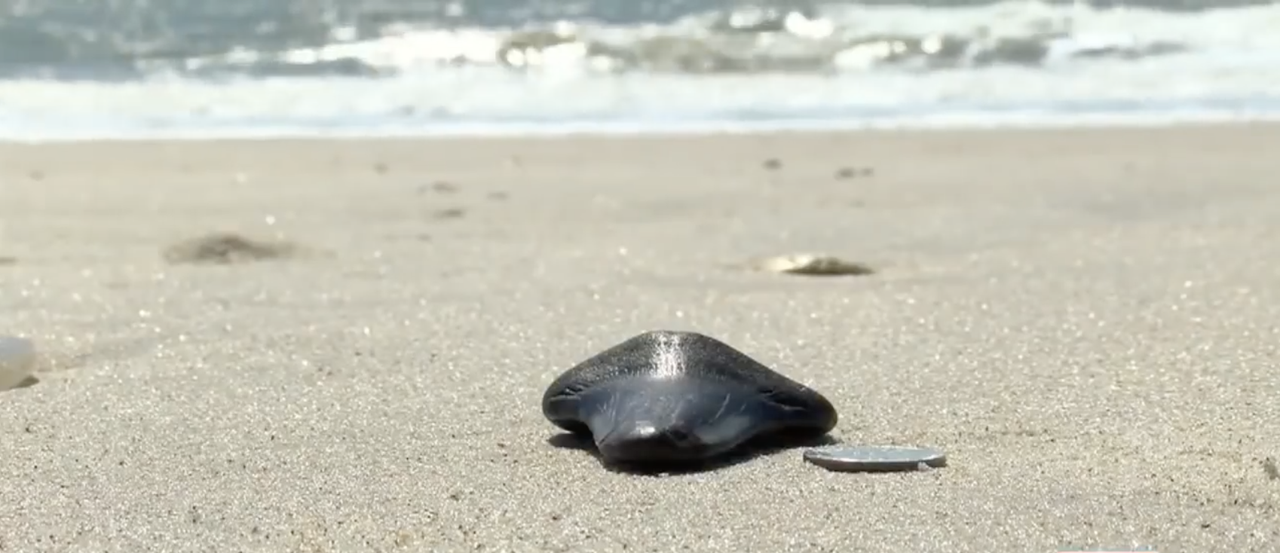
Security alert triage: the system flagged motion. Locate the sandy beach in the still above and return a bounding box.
[1,124,1278,552]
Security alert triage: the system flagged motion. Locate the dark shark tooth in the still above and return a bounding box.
[543,330,838,468]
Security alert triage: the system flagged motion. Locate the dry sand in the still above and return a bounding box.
[1,124,1278,552]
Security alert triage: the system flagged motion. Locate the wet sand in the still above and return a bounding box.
[1,124,1279,552]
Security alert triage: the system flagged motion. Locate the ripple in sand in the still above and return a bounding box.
[749,253,874,277]
[163,232,303,265]
[0,335,37,391]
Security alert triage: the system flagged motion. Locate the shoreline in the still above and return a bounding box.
[1,118,1277,149]
[2,113,1279,145]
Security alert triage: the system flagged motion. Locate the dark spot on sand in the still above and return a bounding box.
[762,158,782,170]
[163,233,302,265]
[1264,457,1279,480]
[487,191,508,201]
[29,171,44,181]
[835,166,874,179]
[0,256,15,265]
[374,162,389,174]
[432,208,466,220]
[12,375,38,390]
[417,181,458,195]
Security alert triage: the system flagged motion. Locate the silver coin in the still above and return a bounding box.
[803,445,947,472]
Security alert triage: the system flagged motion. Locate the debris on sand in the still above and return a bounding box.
[431,207,467,220]
[749,253,875,277]
[162,233,302,265]
[0,335,36,391]
[835,166,874,179]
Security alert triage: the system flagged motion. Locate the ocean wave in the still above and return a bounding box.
[0,1,1274,79]
[179,1,1267,78]
[0,0,1276,139]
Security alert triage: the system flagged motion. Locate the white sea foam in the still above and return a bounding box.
[1,1,1278,140]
